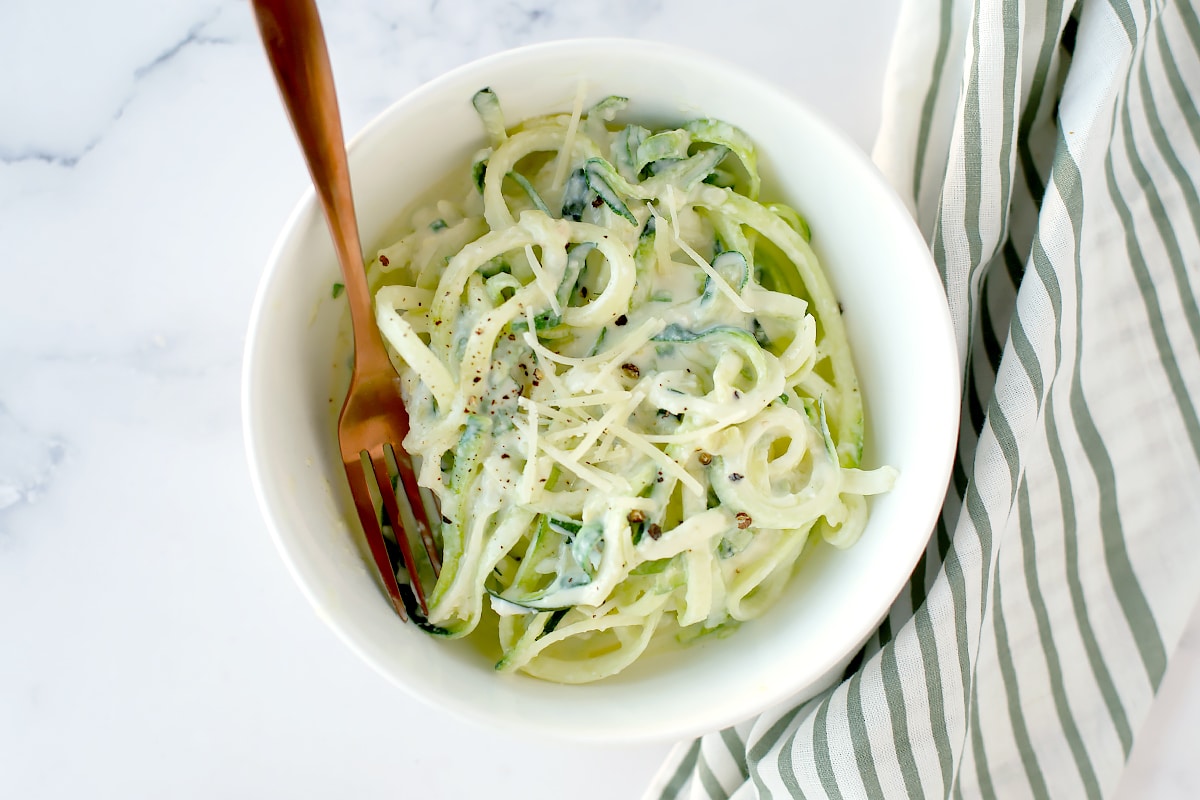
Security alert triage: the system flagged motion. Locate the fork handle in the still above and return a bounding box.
[251,0,387,367]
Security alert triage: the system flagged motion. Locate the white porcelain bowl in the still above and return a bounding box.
[242,38,958,742]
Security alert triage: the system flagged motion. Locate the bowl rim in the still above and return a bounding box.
[242,35,960,742]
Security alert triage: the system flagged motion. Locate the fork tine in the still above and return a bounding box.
[344,458,408,621]
[368,447,430,616]
[391,446,442,575]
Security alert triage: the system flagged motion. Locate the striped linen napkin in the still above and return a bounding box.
[648,0,1200,797]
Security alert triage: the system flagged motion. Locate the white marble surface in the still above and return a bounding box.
[1,1,1196,798]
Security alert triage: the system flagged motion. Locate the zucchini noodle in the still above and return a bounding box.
[365,88,897,683]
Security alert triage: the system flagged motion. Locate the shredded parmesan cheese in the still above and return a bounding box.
[363,87,892,684]
[550,79,586,192]
[665,185,753,313]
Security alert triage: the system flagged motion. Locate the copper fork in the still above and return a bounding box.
[252,0,439,620]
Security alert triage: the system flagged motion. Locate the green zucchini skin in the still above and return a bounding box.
[364,86,892,683]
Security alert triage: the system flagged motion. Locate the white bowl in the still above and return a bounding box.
[242,38,958,742]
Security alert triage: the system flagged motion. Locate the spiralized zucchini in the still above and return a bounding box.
[366,88,896,683]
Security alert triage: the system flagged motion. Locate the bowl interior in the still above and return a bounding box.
[243,38,958,742]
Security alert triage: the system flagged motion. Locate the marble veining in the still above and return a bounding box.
[0,2,235,165]
[0,402,65,523]
[1,2,1196,798]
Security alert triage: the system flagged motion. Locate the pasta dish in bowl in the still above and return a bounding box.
[243,38,957,741]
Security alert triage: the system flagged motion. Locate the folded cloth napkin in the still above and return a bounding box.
[648,0,1200,796]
